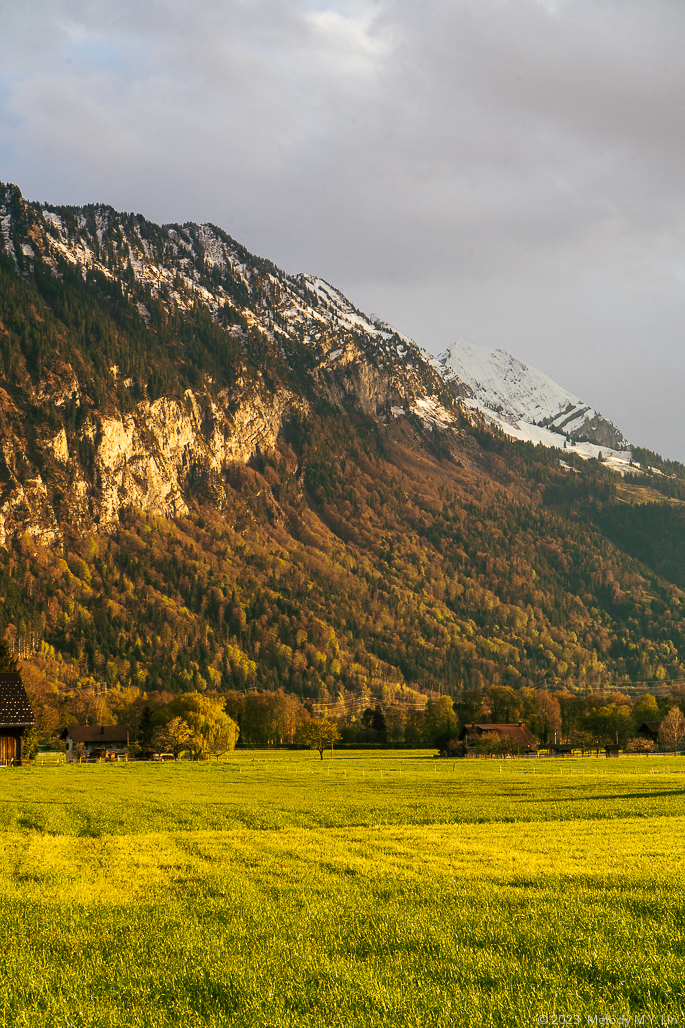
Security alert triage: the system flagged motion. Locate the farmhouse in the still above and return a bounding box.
[0,672,35,766]
[458,722,538,753]
[61,725,130,761]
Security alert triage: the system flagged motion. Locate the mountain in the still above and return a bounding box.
[2,179,685,714]
[431,339,628,453]
[0,181,459,541]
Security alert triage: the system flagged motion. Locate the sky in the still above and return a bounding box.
[1,0,684,457]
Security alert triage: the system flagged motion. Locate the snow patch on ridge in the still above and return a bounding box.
[431,339,627,450]
[0,210,17,267]
[470,400,633,472]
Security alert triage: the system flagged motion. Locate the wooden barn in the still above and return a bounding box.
[458,722,538,753]
[0,672,35,766]
[638,721,661,744]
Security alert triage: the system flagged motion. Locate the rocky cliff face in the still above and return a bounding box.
[0,377,306,546]
[0,182,461,543]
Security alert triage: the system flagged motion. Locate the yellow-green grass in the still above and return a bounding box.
[1,753,684,1026]
[3,751,685,835]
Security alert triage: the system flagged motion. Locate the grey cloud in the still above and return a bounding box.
[1,0,685,456]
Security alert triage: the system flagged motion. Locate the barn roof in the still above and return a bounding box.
[639,721,661,733]
[0,673,35,726]
[61,725,130,744]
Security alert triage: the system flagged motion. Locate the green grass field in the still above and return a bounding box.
[1,751,684,1027]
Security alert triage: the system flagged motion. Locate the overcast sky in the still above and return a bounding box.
[1,0,684,457]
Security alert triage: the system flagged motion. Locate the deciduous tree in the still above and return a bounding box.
[167,692,237,760]
[659,707,685,755]
[155,716,194,758]
[625,737,655,755]
[631,693,660,732]
[423,697,457,746]
[297,716,340,759]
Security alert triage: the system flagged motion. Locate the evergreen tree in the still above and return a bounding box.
[372,705,387,742]
[0,640,18,673]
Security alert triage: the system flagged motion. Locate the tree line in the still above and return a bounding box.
[19,641,685,759]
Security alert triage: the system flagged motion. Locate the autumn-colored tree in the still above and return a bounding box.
[297,717,340,759]
[488,686,522,724]
[520,690,561,745]
[385,705,407,745]
[631,693,660,733]
[570,730,596,755]
[472,733,519,756]
[155,717,194,758]
[239,691,303,746]
[166,692,237,760]
[207,715,240,760]
[423,697,457,746]
[18,662,60,753]
[659,707,685,755]
[455,691,487,728]
[585,702,632,747]
[63,680,115,727]
[272,691,306,744]
[625,737,655,755]
[107,685,146,726]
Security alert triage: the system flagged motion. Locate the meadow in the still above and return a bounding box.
[1,751,684,1027]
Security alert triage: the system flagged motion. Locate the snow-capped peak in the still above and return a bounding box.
[430,339,627,452]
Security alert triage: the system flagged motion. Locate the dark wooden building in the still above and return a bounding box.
[549,743,574,756]
[0,672,35,766]
[638,721,661,744]
[458,722,538,753]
